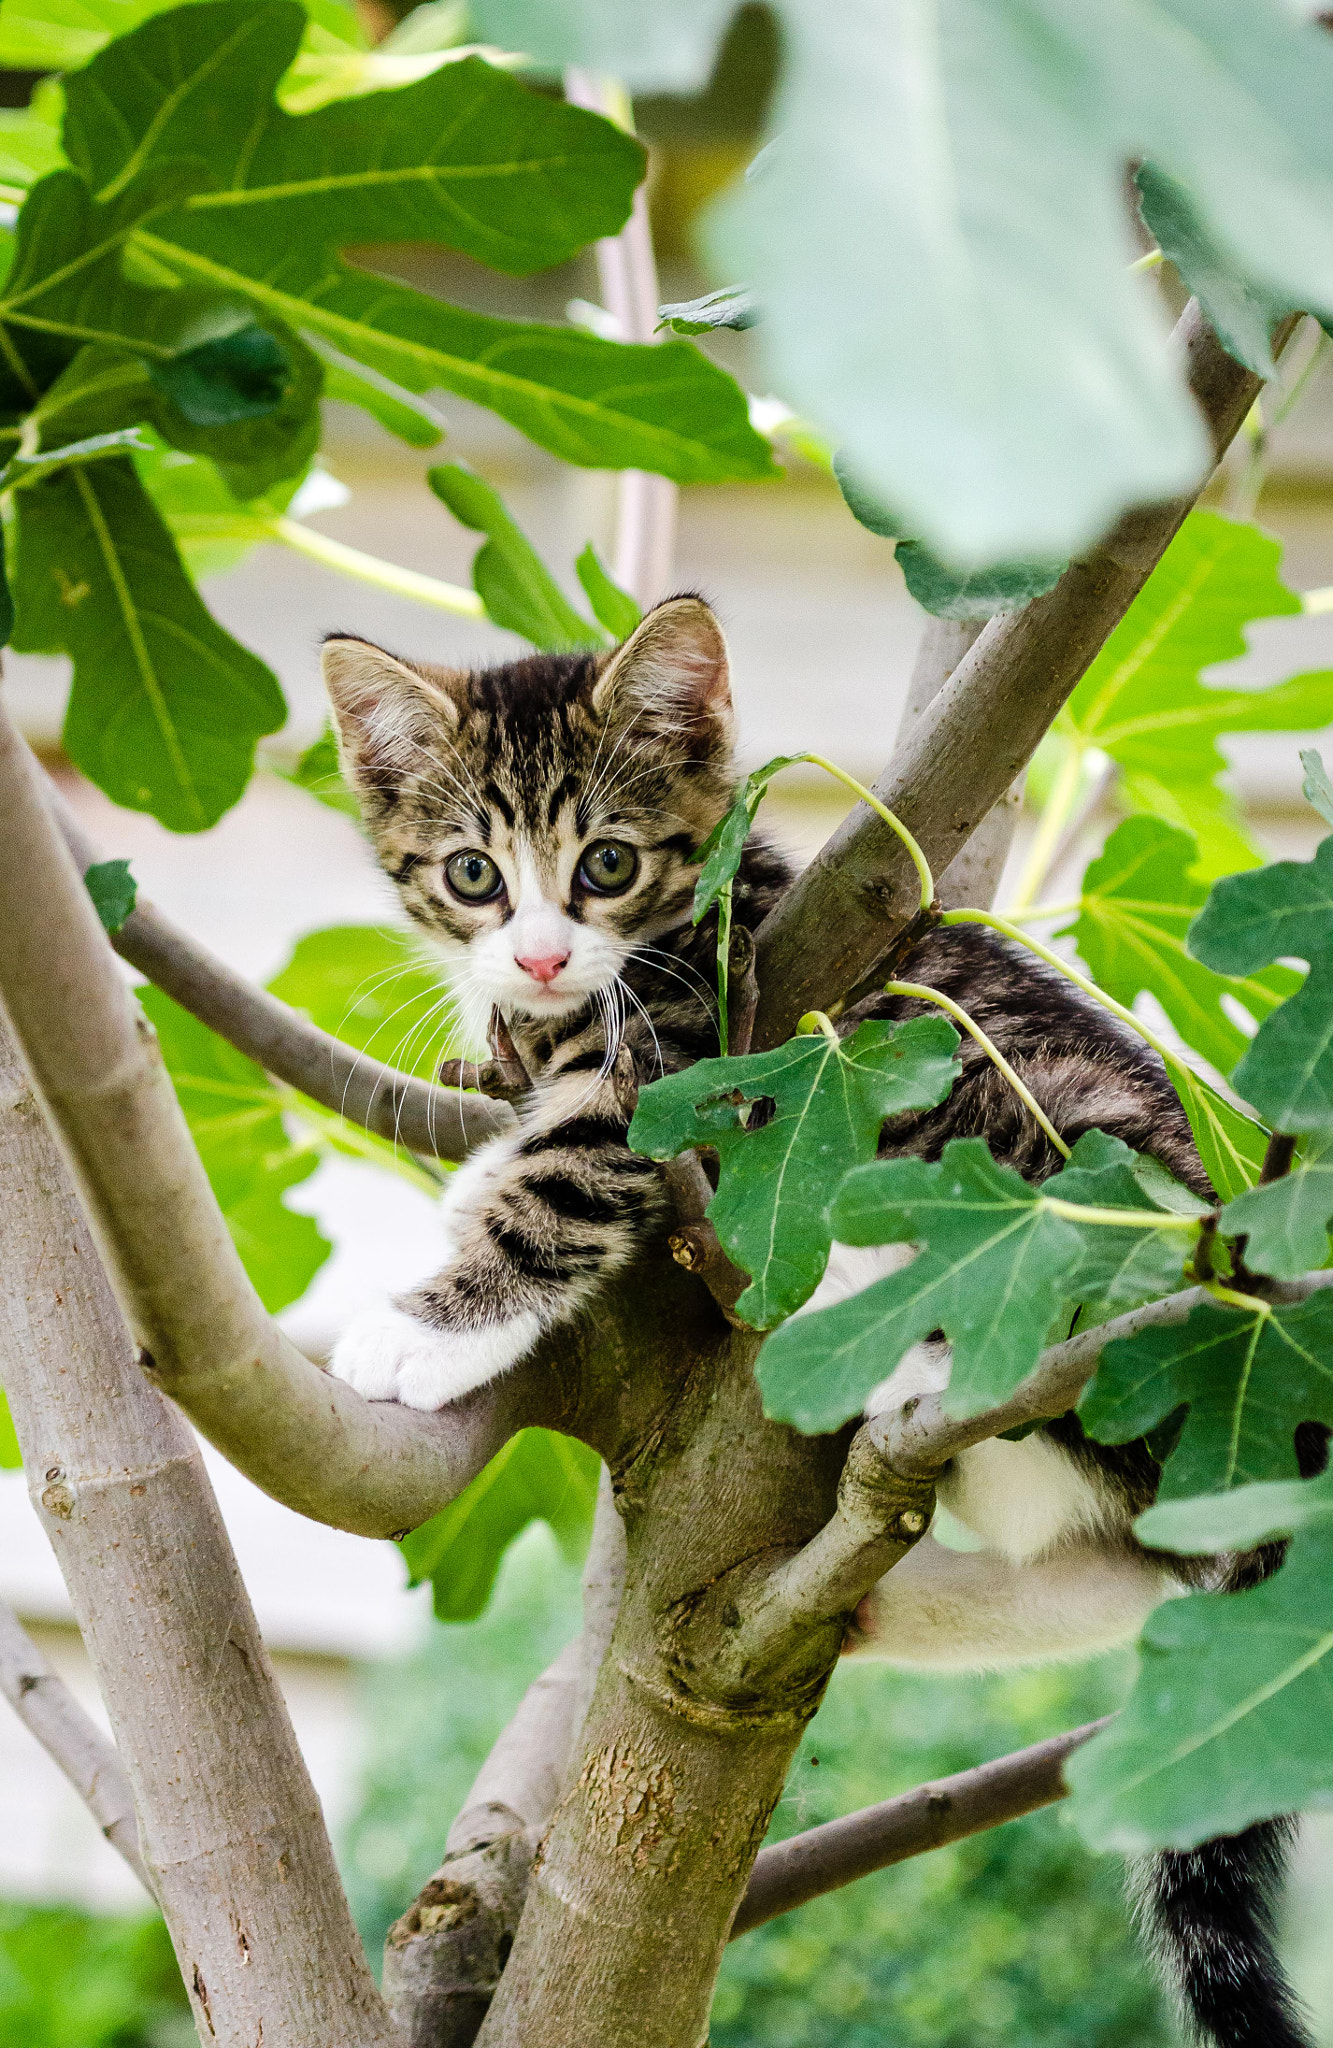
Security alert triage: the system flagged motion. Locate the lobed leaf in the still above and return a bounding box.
[400,1427,599,1622]
[1135,164,1286,379]
[628,1016,961,1330]
[1221,1136,1333,1280]
[10,456,285,831]
[1080,1294,1333,1500]
[1066,817,1301,1078]
[428,462,603,650]
[1189,835,1333,1133]
[1058,511,1328,879]
[758,1131,1188,1434]
[1168,1063,1269,1203]
[1065,1511,1333,1853]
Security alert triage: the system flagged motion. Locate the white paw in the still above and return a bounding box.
[329,1304,542,1411]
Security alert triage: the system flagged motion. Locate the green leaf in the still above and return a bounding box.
[280,724,360,820]
[691,753,801,924]
[315,346,444,449]
[1065,1509,1333,1853]
[1081,1295,1333,1500]
[1065,817,1301,1077]
[138,985,329,1313]
[428,462,603,650]
[1189,836,1333,1133]
[759,1132,1191,1434]
[476,0,1333,565]
[0,82,66,191]
[33,329,323,501]
[1301,746,1333,829]
[628,1016,961,1330]
[1221,1136,1333,1280]
[400,1428,599,1622]
[0,1388,21,1469]
[1059,510,1329,879]
[1136,1464,1333,1557]
[575,541,641,640]
[1136,164,1285,379]
[10,456,285,831]
[83,857,136,934]
[832,453,1065,619]
[657,284,758,334]
[267,922,459,1082]
[1038,1131,1193,1319]
[66,8,642,272]
[1168,1063,1269,1203]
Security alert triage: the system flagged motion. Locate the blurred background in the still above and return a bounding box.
[6,6,1333,2043]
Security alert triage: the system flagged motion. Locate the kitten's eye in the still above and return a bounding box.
[445,849,503,902]
[578,840,639,895]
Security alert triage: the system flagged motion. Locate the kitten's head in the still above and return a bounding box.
[322,595,736,1027]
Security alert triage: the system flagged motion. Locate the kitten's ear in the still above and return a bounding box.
[321,636,461,798]
[591,596,733,758]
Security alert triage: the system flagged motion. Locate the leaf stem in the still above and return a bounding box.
[882,978,1071,1158]
[797,754,934,912]
[1039,1196,1199,1232]
[1205,1283,1273,1316]
[941,906,1186,1079]
[796,1010,840,1045]
[270,517,485,616]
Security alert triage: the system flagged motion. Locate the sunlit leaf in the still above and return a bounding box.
[428,462,602,649]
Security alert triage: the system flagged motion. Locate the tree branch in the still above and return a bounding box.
[49,778,509,1163]
[732,1716,1110,1936]
[0,704,552,1538]
[383,1637,586,2048]
[0,1595,154,1898]
[0,1003,397,2046]
[752,304,1303,1047]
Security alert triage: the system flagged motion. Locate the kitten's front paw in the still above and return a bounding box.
[329,1304,542,1411]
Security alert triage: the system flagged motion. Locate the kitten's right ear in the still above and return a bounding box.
[321,637,460,799]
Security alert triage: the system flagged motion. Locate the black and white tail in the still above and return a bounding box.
[1135,1820,1313,2047]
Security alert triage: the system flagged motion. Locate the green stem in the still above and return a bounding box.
[1040,1195,1199,1231]
[1205,1283,1272,1316]
[1006,743,1084,913]
[716,884,733,1056]
[942,906,1189,1082]
[883,979,1071,1159]
[270,517,485,617]
[1129,248,1164,273]
[796,754,934,912]
[1006,900,1083,923]
[796,1010,840,1045]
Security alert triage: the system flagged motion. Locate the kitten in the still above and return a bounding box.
[322,596,1311,2048]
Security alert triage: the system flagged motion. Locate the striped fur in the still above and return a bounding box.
[322,598,1313,2046]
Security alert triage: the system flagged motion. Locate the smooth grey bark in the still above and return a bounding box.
[0,1006,396,2048]
[902,617,1021,912]
[0,1595,153,1896]
[733,1716,1110,1933]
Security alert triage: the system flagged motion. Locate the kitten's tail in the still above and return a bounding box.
[1134,1819,1312,2047]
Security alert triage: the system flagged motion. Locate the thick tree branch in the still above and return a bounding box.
[383,1637,586,2048]
[0,704,551,1538]
[0,1004,397,2047]
[49,780,509,1162]
[0,1596,153,1898]
[733,1716,1110,1935]
[753,305,1303,1047]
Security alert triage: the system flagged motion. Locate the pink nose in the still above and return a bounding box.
[515,950,570,985]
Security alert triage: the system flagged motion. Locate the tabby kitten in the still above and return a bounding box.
[322,596,1310,2048]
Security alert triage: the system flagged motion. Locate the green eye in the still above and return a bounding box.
[578,839,639,895]
[445,849,503,902]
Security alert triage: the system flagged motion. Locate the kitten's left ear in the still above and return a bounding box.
[591,595,733,758]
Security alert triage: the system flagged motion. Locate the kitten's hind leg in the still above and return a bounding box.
[847,1533,1173,1670]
